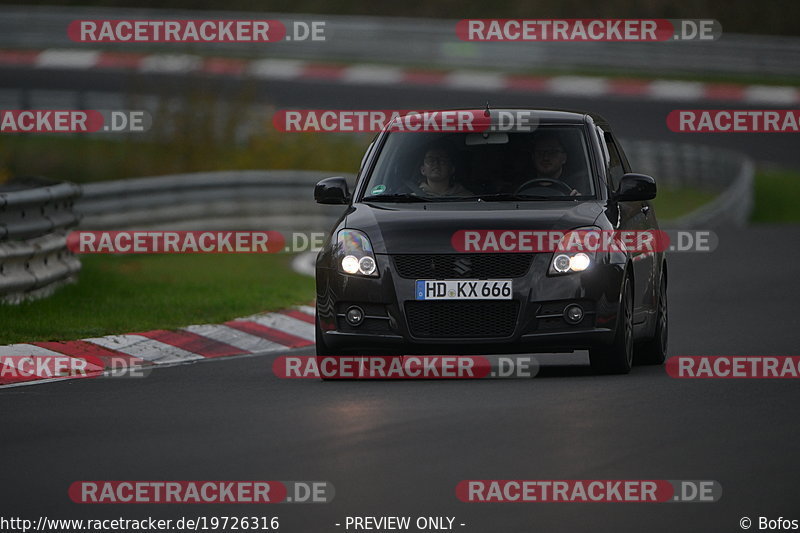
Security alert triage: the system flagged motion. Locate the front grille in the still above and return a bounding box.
[405,300,519,338]
[393,254,533,279]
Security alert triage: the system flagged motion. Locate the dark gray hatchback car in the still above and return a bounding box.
[314,109,667,374]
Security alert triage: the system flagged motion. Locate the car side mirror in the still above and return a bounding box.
[314,177,351,205]
[615,173,656,201]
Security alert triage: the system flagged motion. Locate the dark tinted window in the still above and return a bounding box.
[363,126,596,201]
[603,132,626,190]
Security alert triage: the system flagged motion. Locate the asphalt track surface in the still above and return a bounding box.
[2,68,800,532]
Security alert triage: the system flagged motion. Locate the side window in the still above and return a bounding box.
[594,126,610,169]
[603,132,626,190]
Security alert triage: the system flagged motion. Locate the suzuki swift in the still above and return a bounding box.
[313,109,667,374]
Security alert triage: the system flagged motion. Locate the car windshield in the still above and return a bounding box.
[361,125,596,202]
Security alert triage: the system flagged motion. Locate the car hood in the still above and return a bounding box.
[345,201,605,254]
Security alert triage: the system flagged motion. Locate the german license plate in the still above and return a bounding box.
[415,280,512,300]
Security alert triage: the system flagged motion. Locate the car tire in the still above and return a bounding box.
[589,275,634,375]
[635,274,668,365]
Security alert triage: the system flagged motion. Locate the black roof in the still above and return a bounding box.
[392,107,610,128]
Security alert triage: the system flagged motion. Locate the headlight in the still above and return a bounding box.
[548,227,599,275]
[336,229,379,277]
[569,252,591,271]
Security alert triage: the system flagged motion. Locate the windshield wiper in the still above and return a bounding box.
[362,194,433,203]
[462,193,562,201]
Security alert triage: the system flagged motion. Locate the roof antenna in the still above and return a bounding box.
[484,100,491,117]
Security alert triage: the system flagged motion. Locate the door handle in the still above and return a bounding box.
[641,205,650,215]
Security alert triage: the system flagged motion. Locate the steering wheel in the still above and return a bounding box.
[514,178,574,196]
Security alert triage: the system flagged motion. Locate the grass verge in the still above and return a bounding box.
[0,131,367,183]
[651,186,717,221]
[0,253,315,345]
[751,168,800,222]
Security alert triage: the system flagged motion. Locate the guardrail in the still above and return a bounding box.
[625,140,755,228]
[76,170,350,231]
[0,140,754,304]
[0,177,82,303]
[1,6,799,77]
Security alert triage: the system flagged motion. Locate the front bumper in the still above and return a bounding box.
[316,253,624,355]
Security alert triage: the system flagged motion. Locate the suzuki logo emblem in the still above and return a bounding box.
[453,257,472,275]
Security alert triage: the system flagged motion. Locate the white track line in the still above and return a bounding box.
[84,335,204,364]
[36,49,100,69]
[743,85,800,105]
[446,70,507,91]
[243,313,315,341]
[248,58,305,79]
[648,80,706,101]
[296,305,316,315]
[139,54,202,73]
[548,76,610,97]
[342,65,404,84]
[183,323,284,353]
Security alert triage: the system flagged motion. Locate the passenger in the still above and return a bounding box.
[417,146,472,196]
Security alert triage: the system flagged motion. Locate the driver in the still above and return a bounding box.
[417,146,472,196]
[528,132,582,196]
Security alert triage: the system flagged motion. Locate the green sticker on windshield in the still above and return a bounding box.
[371,185,386,195]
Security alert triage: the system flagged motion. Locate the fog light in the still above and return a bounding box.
[564,304,584,324]
[345,306,364,326]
